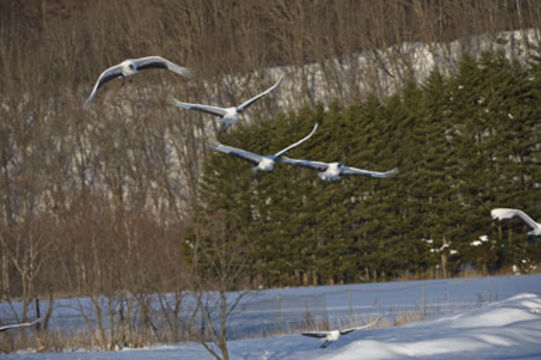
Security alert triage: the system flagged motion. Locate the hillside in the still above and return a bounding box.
[1,1,541,355]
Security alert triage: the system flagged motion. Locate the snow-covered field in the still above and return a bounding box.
[3,274,541,339]
[4,291,541,359]
[2,274,541,359]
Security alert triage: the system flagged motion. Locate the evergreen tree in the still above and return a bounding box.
[190,52,541,287]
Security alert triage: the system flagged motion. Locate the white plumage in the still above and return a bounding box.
[171,76,283,128]
[280,157,398,181]
[302,316,381,348]
[212,123,318,171]
[85,56,193,105]
[491,208,541,236]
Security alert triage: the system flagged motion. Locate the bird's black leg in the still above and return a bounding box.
[251,167,262,180]
[320,180,328,190]
[121,76,126,87]
[217,125,225,136]
[218,123,230,135]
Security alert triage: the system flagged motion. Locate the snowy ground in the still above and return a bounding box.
[3,274,540,340]
[4,292,541,359]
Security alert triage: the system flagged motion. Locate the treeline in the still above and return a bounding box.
[195,52,541,287]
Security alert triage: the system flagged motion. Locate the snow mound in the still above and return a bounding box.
[314,292,541,360]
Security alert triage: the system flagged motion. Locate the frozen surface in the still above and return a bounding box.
[2,274,541,339]
[3,292,541,359]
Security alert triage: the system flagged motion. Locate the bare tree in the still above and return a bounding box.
[185,210,251,360]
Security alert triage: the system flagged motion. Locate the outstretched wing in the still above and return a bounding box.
[274,123,319,159]
[0,318,42,332]
[236,75,284,113]
[280,156,329,172]
[340,315,381,335]
[341,166,398,178]
[213,143,264,165]
[491,208,539,230]
[85,64,123,105]
[170,99,227,117]
[134,56,193,78]
[302,331,330,339]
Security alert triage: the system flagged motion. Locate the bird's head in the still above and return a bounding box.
[329,162,341,167]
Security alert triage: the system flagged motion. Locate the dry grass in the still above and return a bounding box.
[243,310,429,340]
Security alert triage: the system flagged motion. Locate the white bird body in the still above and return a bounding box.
[319,162,341,181]
[491,208,541,236]
[220,107,240,127]
[281,157,398,181]
[256,157,276,171]
[118,59,138,76]
[171,76,283,129]
[0,318,42,333]
[212,123,318,171]
[302,316,381,348]
[324,330,341,342]
[85,56,192,105]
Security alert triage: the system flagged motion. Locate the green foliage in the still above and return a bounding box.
[194,52,541,287]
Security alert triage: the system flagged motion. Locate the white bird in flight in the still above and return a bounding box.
[212,123,318,171]
[281,156,398,181]
[85,56,193,105]
[302,316,381,348]
[491,208,541,236]
[171,76,283,129]
[0,318,42,333]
